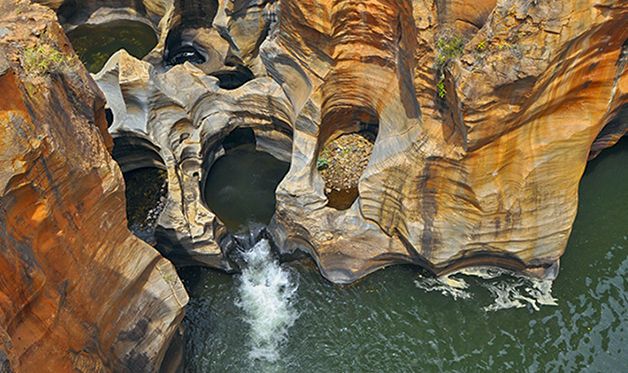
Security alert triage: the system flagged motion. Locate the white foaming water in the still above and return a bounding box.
[236,239,299,362]
[414,273,472,300]
[414,267,558,311]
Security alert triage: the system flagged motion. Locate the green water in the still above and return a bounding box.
[203,145,290,233]
[181,138,627,372]
[67,20,157,73]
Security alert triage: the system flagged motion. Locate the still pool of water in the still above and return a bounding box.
[180,138,627,372]
[67,20,157,73]
[203,145,290,233]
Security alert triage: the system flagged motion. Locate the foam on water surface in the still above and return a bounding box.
[415,267,558,311]
[236,239,299,362]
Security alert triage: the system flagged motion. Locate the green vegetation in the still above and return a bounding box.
[475,39,516,54]
[434,33,465,100]
[22,42,74,76]
[436,79,447,98]
[476,39,488,52]
[435,34,465,69]
[317,157,329,170]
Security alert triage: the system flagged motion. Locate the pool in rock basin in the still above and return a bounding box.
[67,20,157,73]
[202,144,290,234]
[179,137,627,372]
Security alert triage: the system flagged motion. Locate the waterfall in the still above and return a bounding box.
[236,239,299,362]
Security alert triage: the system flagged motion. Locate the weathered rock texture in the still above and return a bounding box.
[0,2,187,372]
[273,0,627,283]
[40,0,627,284]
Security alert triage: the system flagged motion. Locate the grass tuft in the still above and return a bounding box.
[433,33,466,100]
[22,42,75,76]
[317,157,329,170]
[435,34,465,69]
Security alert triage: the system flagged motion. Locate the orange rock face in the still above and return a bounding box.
[0,2,187,372]
[270,0,627,282]
[22,0,625,290]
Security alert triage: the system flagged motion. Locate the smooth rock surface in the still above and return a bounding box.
[43,0,627,284]
[0,2,187,372]
[273,0,627,282]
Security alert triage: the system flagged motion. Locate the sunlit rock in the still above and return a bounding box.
[0,2,187,372]
[35,0,628,286]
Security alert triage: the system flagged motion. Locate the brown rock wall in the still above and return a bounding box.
[0,2,187,372]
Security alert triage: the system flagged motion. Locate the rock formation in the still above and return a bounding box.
[273,0,627,283]
[0,2,187,372]
[0,0,624,367]
[32,0,625,285]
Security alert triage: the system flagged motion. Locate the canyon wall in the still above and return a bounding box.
[272,0,626,282]
[31,0,627,285]
[0,2,187,372]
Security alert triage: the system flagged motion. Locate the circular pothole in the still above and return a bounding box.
[318,131,376,210]
[166,44,207,65]
[202,129,289,233]
[67,20,158,73]
[212,68,254,90]
[164,27,208,66]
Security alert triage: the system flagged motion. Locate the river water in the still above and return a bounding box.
[180,137,627,372]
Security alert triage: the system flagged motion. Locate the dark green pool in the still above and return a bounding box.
[181,138,627,372]
[202,145,290,233]
[67,20,157,73]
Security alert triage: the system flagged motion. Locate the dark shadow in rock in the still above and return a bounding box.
[166,43,207,65]
[112,135,168,245]
[176,0,218,28]
[105,108,114,127]
[57,0,77,23]
[212,67,255,90]
[122,167,168,246]
[326,187,359,211]
[221,126,255,151]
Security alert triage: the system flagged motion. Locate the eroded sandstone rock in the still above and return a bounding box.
[273,0,627,282]
[38,0,627,285]
[0,2,187,372]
